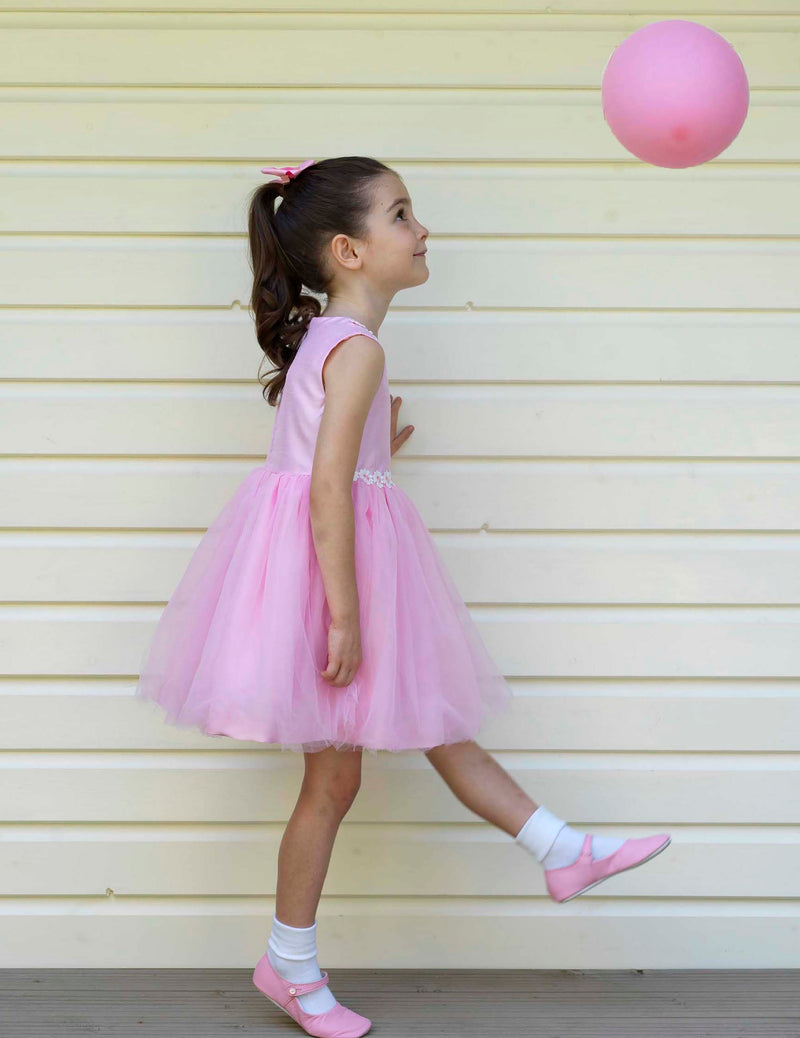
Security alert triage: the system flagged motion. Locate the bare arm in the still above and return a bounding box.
[309,335,385,685]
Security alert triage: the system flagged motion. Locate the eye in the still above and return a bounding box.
[395,208,407,220]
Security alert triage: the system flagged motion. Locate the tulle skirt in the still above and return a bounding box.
[135,464,514,754]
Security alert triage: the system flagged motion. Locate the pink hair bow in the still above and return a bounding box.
[260,159,316,184]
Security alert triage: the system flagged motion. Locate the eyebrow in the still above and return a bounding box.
[387,196,411,211]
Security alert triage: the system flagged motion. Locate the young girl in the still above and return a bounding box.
[135,155,670,1038]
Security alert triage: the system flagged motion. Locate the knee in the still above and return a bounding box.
[424,738,477,764]
[303,774,361,817]
[331,776,361,815]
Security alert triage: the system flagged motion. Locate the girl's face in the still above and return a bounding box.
[363,174,430,292]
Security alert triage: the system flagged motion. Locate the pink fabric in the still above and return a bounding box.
[135,315,514,754]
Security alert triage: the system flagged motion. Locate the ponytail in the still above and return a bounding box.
[246,156,393,407]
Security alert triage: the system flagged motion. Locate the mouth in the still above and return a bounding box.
[414,251,427,257]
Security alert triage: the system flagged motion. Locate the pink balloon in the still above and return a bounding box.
[602,20,749,169]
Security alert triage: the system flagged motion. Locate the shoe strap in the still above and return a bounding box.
[283,970,330,998]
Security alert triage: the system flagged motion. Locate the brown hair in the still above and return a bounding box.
[246,156,393,407]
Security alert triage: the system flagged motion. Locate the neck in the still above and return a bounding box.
[320,301,387,338]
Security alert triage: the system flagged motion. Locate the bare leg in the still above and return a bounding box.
[275,746,363,927]
[424,739,539,838]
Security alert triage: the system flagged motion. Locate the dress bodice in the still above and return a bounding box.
[263,316,394,486]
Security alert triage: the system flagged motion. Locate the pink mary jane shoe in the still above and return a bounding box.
[252,952,372,1038]
[545,832,671,903]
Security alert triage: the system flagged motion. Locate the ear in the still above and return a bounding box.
[328,233,362,270]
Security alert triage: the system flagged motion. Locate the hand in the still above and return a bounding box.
[390,394,414,457]
[320,618,363,687]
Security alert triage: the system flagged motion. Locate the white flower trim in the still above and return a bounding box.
[353,467,395,488]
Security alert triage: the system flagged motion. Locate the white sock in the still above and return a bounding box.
[514,805,626,869]
[266,915,338,1015]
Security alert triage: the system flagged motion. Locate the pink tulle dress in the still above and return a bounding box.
[135,315,514,754]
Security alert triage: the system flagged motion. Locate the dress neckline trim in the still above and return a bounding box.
[312,315,377,337]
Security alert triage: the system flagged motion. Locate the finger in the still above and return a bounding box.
[392,426,414,448]
[321,659,342,682]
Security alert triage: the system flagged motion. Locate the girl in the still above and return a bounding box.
[136,156,670,1038]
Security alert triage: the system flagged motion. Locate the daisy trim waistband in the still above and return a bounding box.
[353,467,395,488]
[263,464,395,488]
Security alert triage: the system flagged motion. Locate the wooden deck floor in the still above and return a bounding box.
[2,968,798,1037]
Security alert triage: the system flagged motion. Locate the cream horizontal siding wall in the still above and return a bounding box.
[2,2,799,970]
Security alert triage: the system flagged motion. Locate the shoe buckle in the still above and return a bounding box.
[285,971,329,999]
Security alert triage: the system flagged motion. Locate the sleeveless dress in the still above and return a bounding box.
[135,315,514,754]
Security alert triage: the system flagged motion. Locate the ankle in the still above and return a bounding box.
[513,805,626,870]
[267,915,337,1015]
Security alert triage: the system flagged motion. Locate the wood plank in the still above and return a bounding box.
[3,603,800,677]
[5,166,800,238]
[1,756,797,822]
[5,310,800,383]
[8,382,800,457]
[0,91,793,162]
[0,24,795,88]
[1,0,797,11]
[6,531,800,606]
[383,310,800,382]
[3,238,799,308]
[1,826,797,899]
[3,686,798,751]
[2,966,798,1035]
[4,459,800,531]
[1,910,799,969]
